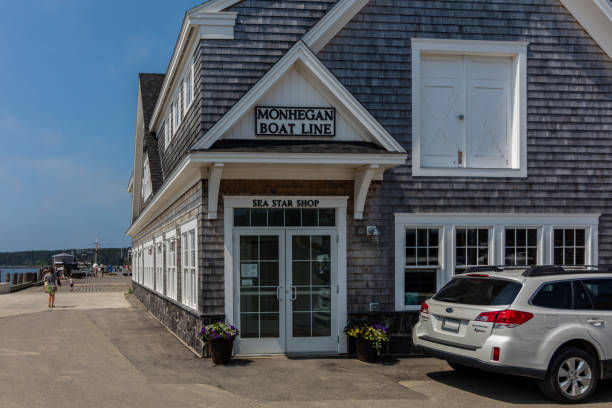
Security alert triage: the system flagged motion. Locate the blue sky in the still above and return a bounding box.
[0,0,200,251]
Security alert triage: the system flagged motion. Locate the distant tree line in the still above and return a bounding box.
[0,248,131,267]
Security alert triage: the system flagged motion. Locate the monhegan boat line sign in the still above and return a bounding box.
[255,106,335,136]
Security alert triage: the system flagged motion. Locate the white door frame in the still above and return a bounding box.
[223,196,348,354]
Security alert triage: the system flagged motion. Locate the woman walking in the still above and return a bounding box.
[43,267,58,309]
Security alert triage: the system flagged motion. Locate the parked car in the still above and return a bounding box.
[413,265,612,403]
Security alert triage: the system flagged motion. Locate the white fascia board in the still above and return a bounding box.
[127,156,199,237]
[302,0,369,53]
[190,151,406,165]
[394,213,601,227]
[192,41,405,153]
[149,11,237,130]
[127,172,134,193]
[560,0,612,59]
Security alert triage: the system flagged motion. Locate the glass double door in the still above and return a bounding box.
[234,229,337,354]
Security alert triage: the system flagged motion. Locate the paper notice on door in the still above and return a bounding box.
[241,263,258,278]
[241,279,254,286]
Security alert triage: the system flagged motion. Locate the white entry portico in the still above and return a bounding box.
[224,196,348,355]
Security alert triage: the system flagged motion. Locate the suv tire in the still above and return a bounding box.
[538,347,599,404]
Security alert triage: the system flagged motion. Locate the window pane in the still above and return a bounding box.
[404,269,437,306]
[456,229,466,247]
[406,229,416,247]
[405,247,416,266]
[573,281,592,310]
[582,279,612,310]
[251,209,267,227]
[565,229,574,246]
[234,209,250,226]
[532,282,571,309]
[554,229,563,246]
[417,229,427,247]
[268,209,284,227]
[318,209,335,227]
[285,209,301,227]
[434,278,521,305]
[429,229,439,246]
[527,229,538,246]
[479,229,489,246]
[554,248,564,265]
[505,228,515,246]
[302,209,318,227]
[417,247,427,265]
[576,229,586,246]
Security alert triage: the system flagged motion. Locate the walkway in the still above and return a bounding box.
[1,277,611,407]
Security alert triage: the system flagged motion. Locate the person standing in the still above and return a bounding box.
[43,267,58,309]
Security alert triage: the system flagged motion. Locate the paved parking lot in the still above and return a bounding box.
[1,289,611,407]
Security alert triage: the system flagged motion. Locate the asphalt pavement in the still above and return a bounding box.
[1,278,611,407]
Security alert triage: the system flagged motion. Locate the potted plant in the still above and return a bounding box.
[199,321,239,364]
[345,323,389,363]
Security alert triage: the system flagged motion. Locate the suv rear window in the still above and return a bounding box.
[433,277,522,305]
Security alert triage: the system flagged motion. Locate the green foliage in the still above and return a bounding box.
[0,248,131,267]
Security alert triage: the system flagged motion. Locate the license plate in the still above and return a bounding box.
[442,318,461,333]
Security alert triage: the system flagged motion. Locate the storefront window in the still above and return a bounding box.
[404,228,439,306]
[505,228,538,266]
[455,228,489,274]
[554,228,586,266]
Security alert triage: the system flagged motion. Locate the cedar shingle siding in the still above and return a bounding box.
[314,0,612,311]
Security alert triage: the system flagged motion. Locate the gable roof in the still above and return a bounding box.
[192,40,405,153]
[138,73,165,131]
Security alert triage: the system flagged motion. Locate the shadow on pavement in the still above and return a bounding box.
[427,369,612,405]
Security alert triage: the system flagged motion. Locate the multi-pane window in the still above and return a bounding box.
[181,223,197,309]
[404,228,439,306]
[505,228,538,266]
[144,244,153,288]
[234,208,335,228]
[554,228,586,266]
[455,228,489,274]
[178,80,184,118]
[155,240,163,294]
[141,156,152,200]
[166,235,177,300]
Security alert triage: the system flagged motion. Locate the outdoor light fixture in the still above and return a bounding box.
[367,226,381,245]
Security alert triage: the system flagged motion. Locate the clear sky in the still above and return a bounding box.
[0,0,200,251]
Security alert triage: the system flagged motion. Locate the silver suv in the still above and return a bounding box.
[412,266,612,403]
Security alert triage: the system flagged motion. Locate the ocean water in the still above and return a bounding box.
[0,268,39,283]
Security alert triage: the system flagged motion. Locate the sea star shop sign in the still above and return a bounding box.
[255,106,335,136]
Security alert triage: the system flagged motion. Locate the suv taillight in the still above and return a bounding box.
[474,310,533,328]
[420,302,429,314]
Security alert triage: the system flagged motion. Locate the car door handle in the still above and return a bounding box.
[586,318,605,328]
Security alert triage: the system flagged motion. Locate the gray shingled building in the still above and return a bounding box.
[127,0,612,356]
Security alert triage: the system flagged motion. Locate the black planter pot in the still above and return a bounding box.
[209,337,235,364]
[356,338,379,363]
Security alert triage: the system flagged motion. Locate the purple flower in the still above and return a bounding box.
[216,334,220,339]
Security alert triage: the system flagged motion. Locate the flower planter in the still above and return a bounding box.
[356,338,379,363]
[209,337,235,365]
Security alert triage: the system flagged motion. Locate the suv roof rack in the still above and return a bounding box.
[522,265,612,277]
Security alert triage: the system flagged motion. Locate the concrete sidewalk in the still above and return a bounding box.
[1,292,612,407]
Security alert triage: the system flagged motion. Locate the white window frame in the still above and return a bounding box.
[395,213,599,311]
[143,240,154,289]
[154,235,164,294]
[165,229,177,300]
[411,38,528,178]
[180,219,198,310]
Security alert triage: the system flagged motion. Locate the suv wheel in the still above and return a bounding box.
[538,347,599,403]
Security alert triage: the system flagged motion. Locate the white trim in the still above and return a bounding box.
[560,0,612,59]
[149,11,237,131]
[394,213,600,311]
[353,165,378,219]
[223,196,349,353]
[207,163,224,219]
[180,218,199,310]
[192,41,405,153]
[190,151,406,165]
[411,38,528,178]
[303,0,369,53]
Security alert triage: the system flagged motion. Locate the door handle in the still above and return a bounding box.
[586,318,605,328]
[291,286,297,301]
[276,286,283,300]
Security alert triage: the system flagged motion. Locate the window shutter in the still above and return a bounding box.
[420,56,464,168]
[466,57,512,168]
